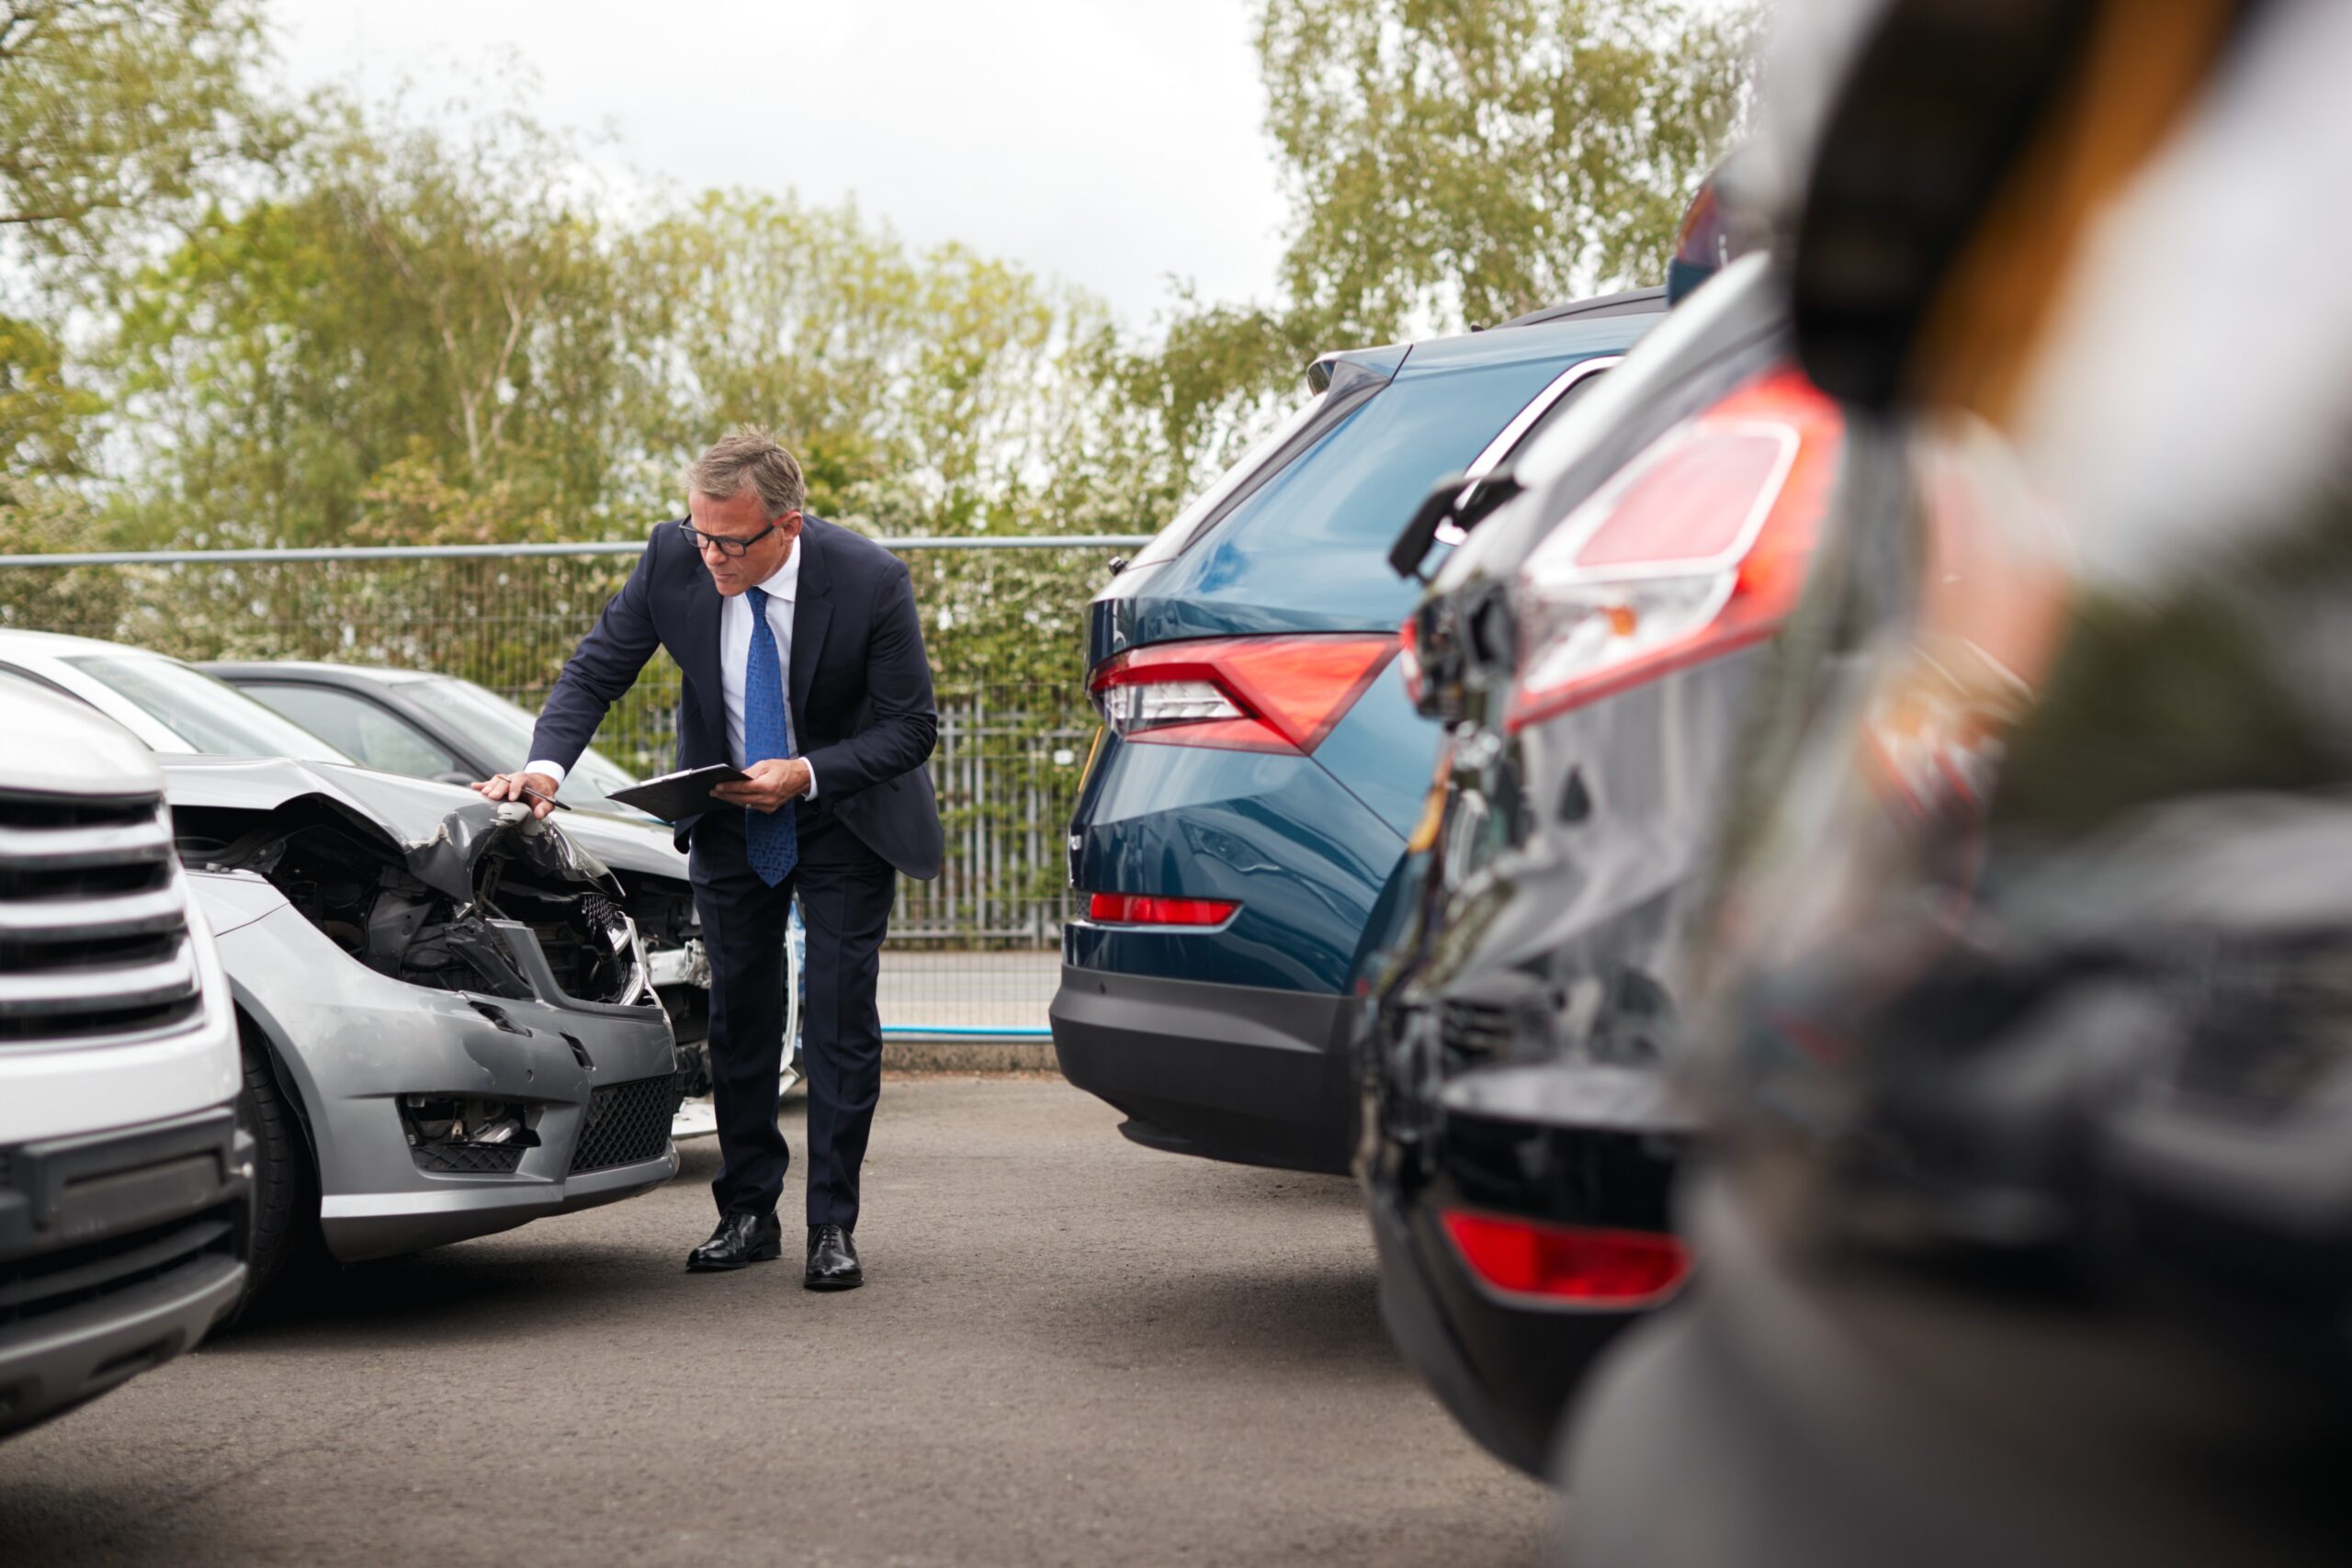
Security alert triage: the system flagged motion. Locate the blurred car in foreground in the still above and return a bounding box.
[1359,246,1844,1475]
[0,673,249,1433]
[1053,290,1668,1172]
[201,658,802,1114]
[0,630,680,1313]
[1563,2,2352,1563]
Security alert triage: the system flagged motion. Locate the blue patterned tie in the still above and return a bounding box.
[742,585,798,886]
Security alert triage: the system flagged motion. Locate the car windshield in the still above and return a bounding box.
[62,655,355,763]
[421,676,645,813]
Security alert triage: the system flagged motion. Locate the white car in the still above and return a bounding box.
[0,671,248,1437]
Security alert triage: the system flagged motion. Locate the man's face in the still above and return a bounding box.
[689,487,800,596]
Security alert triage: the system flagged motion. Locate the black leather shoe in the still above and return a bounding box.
[804,1224,863,1291]
[687,1212,782,1272]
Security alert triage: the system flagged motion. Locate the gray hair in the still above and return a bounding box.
[684,425,807,519]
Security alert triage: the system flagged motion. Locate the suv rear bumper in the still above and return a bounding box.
[1,1107,251,1437]
[1050,964,1355,1173]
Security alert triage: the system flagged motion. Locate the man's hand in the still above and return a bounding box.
[711,758,811,814]
[473,770,563,820]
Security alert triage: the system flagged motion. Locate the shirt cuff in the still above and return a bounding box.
[524,760,570,787]
[801,761,819,799]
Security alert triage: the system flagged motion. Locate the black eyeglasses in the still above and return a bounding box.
[678,515,793,558]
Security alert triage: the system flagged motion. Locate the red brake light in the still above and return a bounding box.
[1397,616,1424,707]
[1440,1209,1691,1307]
[1509,367,1842,730]
[1089,633,1397,754]
[1086,893,1238,927]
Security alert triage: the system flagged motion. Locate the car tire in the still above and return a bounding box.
[228,1029,332,1325]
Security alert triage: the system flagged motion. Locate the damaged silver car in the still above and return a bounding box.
[170,759,680,1294]
[0,630,680,1312]
[195,656,803,1120]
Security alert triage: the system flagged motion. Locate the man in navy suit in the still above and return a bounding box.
[476,428,942,1288]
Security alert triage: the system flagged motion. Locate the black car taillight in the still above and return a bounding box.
[1397,615,1426,709]
[1088,633,1398,755]
[1509,367,1842,730]
[1440,1209,1691,1308]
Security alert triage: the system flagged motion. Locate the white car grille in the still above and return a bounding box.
[0,790,203,1046]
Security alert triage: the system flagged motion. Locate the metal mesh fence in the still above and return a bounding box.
[0,536,1142,1037]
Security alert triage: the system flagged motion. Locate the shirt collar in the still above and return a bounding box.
[751,535,800,604]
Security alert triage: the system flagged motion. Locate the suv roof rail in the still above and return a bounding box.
[1491,288,1668,331]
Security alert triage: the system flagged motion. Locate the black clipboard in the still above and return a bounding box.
[603,764,751,821]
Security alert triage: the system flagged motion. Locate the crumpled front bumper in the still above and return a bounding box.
[203,874,680,1262]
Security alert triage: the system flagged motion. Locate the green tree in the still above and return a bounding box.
[1096,0,1757,520]
[1099,294,1319,510]
[628,190,1142,693]
[0,0,271,263]
[0,0,274,502]
[626,193,915,525]
[0,312,96,475]
[108,100,645,547]
[1255,0,1756,344]
[628,192,1124,537]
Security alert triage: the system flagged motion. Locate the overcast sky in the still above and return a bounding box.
[271,0,1295,331]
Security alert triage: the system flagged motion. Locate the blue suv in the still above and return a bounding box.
[1051,293,1666,1171]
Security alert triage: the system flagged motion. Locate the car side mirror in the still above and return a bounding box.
[1388,468,1524,582]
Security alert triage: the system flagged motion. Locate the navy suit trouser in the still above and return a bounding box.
[687,801,896,1230]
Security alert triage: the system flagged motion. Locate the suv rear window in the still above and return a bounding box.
[1125,393,1333,571]
[1207,356,1574,559]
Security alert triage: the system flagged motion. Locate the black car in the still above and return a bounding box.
[1358,242,1848,1476]
[1562,1,2352,1562]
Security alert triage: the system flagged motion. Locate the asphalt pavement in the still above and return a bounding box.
[0,1077,1549,1567]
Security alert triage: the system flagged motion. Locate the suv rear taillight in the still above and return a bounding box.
[1089,633,1398,755]
[1508,367,1842,730]
[1087,894,1238,927]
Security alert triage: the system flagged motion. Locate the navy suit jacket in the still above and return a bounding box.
[528,514,944,881]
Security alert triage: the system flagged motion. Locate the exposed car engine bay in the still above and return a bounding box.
[607,867,711,1055]
[172,794,644,1007]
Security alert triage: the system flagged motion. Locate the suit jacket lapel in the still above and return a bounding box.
[789,515,834,729]
[673,529,729,752]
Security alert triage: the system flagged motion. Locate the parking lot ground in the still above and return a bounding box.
[0,1077,1549,1568]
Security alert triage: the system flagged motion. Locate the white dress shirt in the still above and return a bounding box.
[527,537,817,798]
